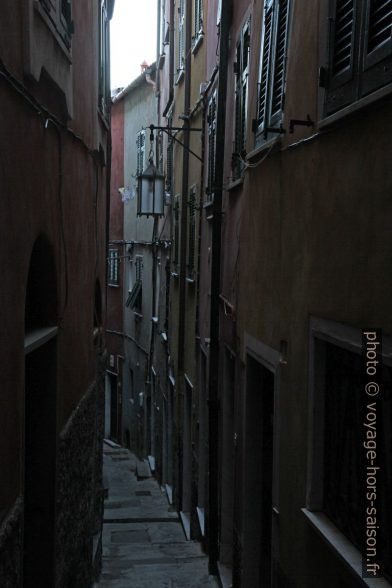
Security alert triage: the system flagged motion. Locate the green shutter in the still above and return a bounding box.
[257,2,274,133]
[325,0,358,114]
[270,0,289,123]
[361,0,392,96]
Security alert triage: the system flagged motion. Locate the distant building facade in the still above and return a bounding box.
[0,0,114,585]
[109,1,392,588]
[106,65,162,465]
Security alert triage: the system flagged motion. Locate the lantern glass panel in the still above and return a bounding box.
[153,177,164,215]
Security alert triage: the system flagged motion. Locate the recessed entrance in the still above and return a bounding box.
[23,235,57,587]
[242,354,275,587]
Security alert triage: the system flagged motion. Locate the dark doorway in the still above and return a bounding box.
[24,340,57,587]
[24,235,58,587]
[242,355,275,587]
[219,349,235,568]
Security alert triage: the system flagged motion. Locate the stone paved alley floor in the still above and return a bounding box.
[95,442,218,588]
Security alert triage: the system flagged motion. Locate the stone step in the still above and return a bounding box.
[136,459,152,479]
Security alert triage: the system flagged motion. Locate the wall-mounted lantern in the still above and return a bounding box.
[137,159,165,217]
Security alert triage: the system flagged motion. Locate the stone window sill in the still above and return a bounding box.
[319,83,392,130]
[302,509,391,587]
[192,33,204,55]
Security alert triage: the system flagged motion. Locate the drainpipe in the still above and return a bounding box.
[208,0,232,575]
[177,0,192,373]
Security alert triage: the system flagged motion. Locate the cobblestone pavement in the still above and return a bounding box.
[95,443,218,588]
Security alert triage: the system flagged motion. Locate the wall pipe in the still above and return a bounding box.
[208,0,232,575]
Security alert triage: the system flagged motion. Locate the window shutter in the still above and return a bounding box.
[207,93,216,198]
[270,0,289,124]
[40,0,57,21]
[325,0,359,114]
[257,3,274,134]
[195,0,203,37]
[361,0,392,95]
[178,0,185,71]
[108,249,119,285]
[240,24,250,152]
[233,20,250,177]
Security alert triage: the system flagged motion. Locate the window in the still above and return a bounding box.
[306,318,392,583]
[108,248,119,286]
[177,0,185,76]
[98,0,110,119]
[254,0,290,145]
[206,92,216,201]
[193,0,203,47]
[126,256,142,312]
[233,18,251,179]
[187,186,196,278]
[136,130,146,176]
[39,0,73,49]
[323,0,392,116]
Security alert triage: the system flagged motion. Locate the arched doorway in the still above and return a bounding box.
[23,236,58,587]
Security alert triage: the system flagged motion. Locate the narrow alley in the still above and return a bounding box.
[96,442,217,588]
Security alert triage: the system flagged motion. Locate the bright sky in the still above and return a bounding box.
[110,0,157,90]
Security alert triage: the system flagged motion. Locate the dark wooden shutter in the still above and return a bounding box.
[60,0,72,46]
[257,2,274,134]
[325,0,359,114]
[270,0,289,125]
[136,131,145,175]
[233,20,250,177]
[361,0,392,96]
[178,0,185,71]
[166,135,173,194]
[195,0,203,37]
[240,23,250,151]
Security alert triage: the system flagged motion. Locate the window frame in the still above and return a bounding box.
[126,255,143,312]
[177,0,185,80]
[304,316,392,586]
[206,91,217,202]
[192,0,204,52]
[321,0,392,119]
[136,130,146,176]
[232,17,251,180]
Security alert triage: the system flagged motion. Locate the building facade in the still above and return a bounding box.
[0,0,114,585]
[109,1,392,587]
